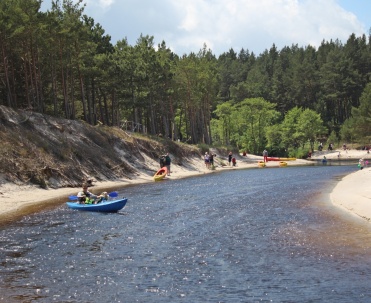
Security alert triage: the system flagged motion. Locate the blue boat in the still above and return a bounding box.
[66,198,128,213]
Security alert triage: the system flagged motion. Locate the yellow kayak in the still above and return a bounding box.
[267,157,296,161]
[154,167,167,181]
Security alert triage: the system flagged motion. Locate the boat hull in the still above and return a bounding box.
[267,157,296,161]
[258,161,266,167]
[66,198,128,212]
[154,167,167,181]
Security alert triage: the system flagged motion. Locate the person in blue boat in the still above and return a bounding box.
[95,192,109,203]
[77,183,98,204]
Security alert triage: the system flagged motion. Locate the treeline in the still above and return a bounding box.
[1,0,371,155]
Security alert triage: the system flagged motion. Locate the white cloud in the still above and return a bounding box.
[99,0,115,9]
[164,0,366,54]
[83,0,115,11]
[41,0,367,55]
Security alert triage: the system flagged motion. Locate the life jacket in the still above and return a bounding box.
[85,198,94,204]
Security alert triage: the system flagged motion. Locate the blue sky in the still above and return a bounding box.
[41,0,371,56]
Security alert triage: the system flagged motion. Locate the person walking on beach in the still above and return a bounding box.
[359,158,364,170]
[159,155,165,168]
[263,149,268,163]
[204,152,210,169]
[228,152,232,166]
[165,153,171,176]
[209,153,215,168]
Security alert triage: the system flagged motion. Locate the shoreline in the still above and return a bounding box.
[330,167,371,222]
[1,149,371,225]
[0,154,307,223]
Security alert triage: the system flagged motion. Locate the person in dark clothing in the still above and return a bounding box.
[159,155,165,168]
[165,153,171,176]
[209,153,215,167]
[77,183,97,204]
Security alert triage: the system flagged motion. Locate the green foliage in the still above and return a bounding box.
[279,107,325,152]
[197,143,209,155]
[265,124,283,151]
[288,147,311,159]
[211,101,234,145]
[2,0,371,148]
[230,97,280,154]
[280,106,303,149]
[296,108,326,151]
[327,130,339,147]
[339,118,355,143]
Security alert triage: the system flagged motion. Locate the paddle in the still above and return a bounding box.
[68,191,118,201]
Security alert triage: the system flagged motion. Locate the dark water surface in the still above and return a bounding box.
[1,165,371,302]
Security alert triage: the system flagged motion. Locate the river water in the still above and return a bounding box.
[1,165,371,303]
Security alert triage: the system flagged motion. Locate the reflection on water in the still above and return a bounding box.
[1,165,371,302]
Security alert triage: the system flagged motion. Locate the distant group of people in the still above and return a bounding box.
[228,151,236,166]
[318,142,334,151]
[358,158,369,170]
[204,152,216,169]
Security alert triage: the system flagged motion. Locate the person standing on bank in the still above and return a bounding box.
[204,152,210,169]
[159,155,165,168]
[165,153,171,176]
[263,149,268,163]
[209,153,215,168]
[228,152,232,166]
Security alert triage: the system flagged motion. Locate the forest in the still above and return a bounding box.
[1,0,371,157]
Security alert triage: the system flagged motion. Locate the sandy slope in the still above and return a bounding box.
[1,149,370,225]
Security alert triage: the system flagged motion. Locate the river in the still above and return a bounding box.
[1,165,371,302]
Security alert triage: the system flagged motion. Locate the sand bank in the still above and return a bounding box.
[330,167,371,222]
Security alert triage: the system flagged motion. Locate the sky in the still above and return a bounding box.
[40,0,371,56]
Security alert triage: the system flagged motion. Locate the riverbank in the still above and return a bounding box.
[330,166,371,222]
[1,148,370,224]
[311,149,371,222]
[0,152,309,223]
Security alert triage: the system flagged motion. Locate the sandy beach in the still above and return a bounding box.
[1,149,370,225]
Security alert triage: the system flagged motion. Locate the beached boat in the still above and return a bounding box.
[66,198,128,212]
[279,161,287,167]
[258,161,266,167]
[267,157,296,161]
[154,167,167,181]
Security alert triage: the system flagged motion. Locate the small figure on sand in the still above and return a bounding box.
[204,152,210,169]
[358,158,364,170]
